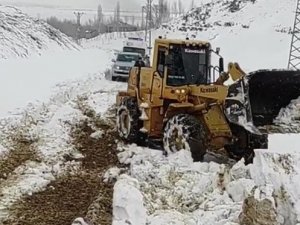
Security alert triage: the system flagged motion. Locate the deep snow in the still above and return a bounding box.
[112,142,300,225]
[0,48,114,118]
[0,0,300,224]
[0,5,78,59]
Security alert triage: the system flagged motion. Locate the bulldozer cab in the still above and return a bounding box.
[126,38,226,107]
[126,38,225,104]
[151,39,223,87]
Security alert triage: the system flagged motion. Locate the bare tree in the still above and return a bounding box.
[97,4,103,22]
[116,1,120,22]
[124,15,129,24]
[172,2,178,17]
[114,1,120,22]
[131,15,135,25]
[158,0,170,23]
[178,0,184,15]
[97,4,104,33]
[190,0,195,10]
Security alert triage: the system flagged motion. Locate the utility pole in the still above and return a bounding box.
[288,0,300,70]
[74,12,84,43]
[144,0,154,56]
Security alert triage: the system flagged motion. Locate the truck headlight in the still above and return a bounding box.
[114,65,120,70]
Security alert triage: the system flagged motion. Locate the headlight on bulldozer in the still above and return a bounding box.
[175,89,186,94]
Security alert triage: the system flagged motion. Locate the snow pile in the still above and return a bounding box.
[112,144,300,225]
[273,97,300,132]
[0,5,78,59]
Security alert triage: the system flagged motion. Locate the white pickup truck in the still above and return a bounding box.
[111,52,141,81]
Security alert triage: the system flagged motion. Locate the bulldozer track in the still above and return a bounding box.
[3,112,120,225]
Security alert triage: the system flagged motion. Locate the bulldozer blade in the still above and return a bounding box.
[225,69,300,134]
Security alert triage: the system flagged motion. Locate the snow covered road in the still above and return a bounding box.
[0,48,116,118]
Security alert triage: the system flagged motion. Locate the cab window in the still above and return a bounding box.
[157,47,166,76]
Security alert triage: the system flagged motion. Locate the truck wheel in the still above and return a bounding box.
[163,114,208,161]
[112,76,117,81]
[116,97,141,143]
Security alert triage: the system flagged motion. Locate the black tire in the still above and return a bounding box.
[112,76,117,81]
[116,97,141,143]
[163,114,208,161]
[225,146,255,165]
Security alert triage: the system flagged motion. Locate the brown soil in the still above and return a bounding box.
[0,131,39,181]
[3,111,120,225]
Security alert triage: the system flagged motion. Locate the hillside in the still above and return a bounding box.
[164,0,293,34]
[158,0,295,71]
[0,5,78,59]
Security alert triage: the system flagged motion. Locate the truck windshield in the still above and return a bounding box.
[167,44,209,86]
[117,54,139,62]
[123,47,146,57]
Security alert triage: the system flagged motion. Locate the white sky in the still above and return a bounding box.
[0,0,195,24]
[0,0,194,11]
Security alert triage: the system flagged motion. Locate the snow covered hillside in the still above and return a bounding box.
[0,5,78,59]
[0,5,100,117]
[158,0,295,71]
[166,0,293,34]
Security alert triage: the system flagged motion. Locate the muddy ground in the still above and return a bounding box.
[2,109,120,225]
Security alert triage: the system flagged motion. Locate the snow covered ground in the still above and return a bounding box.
[0,0,300,224]
[0,47,126,222]
[0,48,115,118]
[112,145,300,225]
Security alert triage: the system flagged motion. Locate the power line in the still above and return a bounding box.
[288,0,300,69]
[74,12,84,43]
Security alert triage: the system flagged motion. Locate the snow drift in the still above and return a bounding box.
[0,5,78,59]
[112,144,300,225]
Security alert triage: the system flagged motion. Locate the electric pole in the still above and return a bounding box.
[144,0,154,56]
[74,12,84,43]
[288,0,300,70]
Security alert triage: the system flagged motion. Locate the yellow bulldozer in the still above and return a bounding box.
[116,37,300,164]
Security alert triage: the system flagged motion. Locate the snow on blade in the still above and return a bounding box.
[273,97,300,132]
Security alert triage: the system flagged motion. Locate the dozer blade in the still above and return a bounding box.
[225,69,300,134]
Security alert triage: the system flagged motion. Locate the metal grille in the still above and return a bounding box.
[288,0,300,70]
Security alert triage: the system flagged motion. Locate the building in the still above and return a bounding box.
[105,21,138,33]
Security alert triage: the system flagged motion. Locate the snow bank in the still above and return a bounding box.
[113,175,147,225]
[0,48,117,118]
[0,5,78,59]
[112,144,300,225]
[0,47,126,221]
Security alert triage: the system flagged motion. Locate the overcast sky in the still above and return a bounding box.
[0,0,196,11]
[0,0,183,11]
[0,0,195,22]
